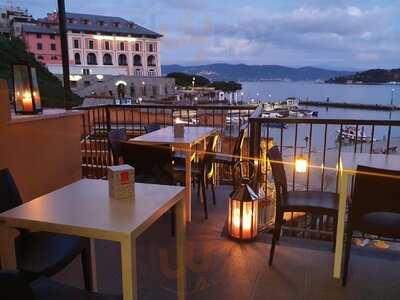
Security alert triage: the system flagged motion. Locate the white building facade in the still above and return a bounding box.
[40,12,162,77]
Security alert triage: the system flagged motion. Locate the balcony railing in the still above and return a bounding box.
[75,103,400,238]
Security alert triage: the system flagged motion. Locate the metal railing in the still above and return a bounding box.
[75,104,259,179]
[249,116,400,238]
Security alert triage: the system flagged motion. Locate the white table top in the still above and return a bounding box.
[340,153,400,172]
[0,179,184,241]
[129,126,218,147]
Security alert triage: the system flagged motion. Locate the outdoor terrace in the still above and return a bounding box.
[1,97,400,299]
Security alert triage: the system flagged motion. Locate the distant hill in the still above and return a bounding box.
[162,63,354,82]
[326,68,400,84]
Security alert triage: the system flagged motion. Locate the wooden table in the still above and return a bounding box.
[334,153,400,279]
[129,126,218,222]
[0,179,186,300]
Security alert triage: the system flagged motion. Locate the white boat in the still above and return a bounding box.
[336,126,375,143]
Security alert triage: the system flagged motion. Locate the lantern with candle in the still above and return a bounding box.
[12,64,42,114]
[228,161,259,241]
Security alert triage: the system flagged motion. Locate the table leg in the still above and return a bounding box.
[90,238,98,292]
[121,236,137,300]
[333,172,349,279]
[0,224,19,269]
[185,146,192,222]
[176,196,186,300]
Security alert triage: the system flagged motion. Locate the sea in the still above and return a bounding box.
[239,81,400,178]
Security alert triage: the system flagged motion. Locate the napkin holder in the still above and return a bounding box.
[174,123,184,138]
[107,165,135,201]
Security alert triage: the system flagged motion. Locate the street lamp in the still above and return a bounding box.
[391,88,395,106]
[192,76,196,88]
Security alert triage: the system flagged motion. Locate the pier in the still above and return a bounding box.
[299,100,400,111]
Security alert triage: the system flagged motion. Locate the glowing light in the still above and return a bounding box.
[96,74,104,80]
[70,74,82,81]
[175,117,186,124]
[295,157,308,173]
[22,91,33,111]
[115,80,127,86]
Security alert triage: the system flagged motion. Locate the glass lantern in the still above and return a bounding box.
[228,161,259,241]
[13,64,42,114]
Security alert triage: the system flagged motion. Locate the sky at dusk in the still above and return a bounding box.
[8,0,400,70]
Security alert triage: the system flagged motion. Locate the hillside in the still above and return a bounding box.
[0,37,82,108]
[326,68,400,84]
[162,63,354,82]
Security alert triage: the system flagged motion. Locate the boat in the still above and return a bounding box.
[336,126,375,143]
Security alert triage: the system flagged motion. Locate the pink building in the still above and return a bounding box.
[21,25,62,67]
[21,12,162,77]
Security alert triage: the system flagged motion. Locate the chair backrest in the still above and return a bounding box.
[107,129,127,164]
[0,169,23,213]
[144,124,161,134]
[0,271,36,300]
[351,165,400,222]
[202,134,220,179]
[121,142,174,185]
[232,126,247,160]
[267,146,288,209]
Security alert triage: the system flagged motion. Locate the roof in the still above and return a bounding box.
[22,24,59,34]
[64,12,162,38]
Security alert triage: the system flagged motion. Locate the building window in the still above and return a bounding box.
[148,44,154,52]
[113,22,120,27]
[36,33,42,38]
[134,69,141,76]
[83,68,90,75]
[103,53,113,65]
[148,70,156,77]
[50,34,55,40]
[73,39,79,48]
[98,20,104,26]
[135,43,140,51]
[83,19,89,25]
[84,81,91,87]
[88,40,94,49]
[147,55,156,67]
[133,54,141,66]
[104,41,110,50]
[74,53,81,65]
[37,55,44,60]
[51,56,57,60]
[50,43,56,51]
[118,54,127,66]
[87,53,97,65]
[119,42,124,51]
[37,43,43,50]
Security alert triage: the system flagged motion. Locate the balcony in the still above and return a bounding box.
[2,95,400,299]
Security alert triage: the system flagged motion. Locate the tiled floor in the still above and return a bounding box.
[54,185,400,299]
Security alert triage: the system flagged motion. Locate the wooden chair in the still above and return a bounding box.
[267,146,339,265]
[0,271,120,300]
[144,124,161,133]
[211,126,247,184]
[0,169,93,290]
[342,165,400,286]
[107,129,127,165]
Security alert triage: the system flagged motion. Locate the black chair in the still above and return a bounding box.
[342,165,400,286]
[211,126,247,184]
[107,129,127,165]
[144,124,161,133]
[173,134,219,219]
[0,271,120,300]
[0,169,93,290]
[267,146,339,265]
[121,142,177,233]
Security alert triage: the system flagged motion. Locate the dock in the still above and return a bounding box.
[299,100,400,111]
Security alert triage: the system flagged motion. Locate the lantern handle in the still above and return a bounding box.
[232,160,256,184]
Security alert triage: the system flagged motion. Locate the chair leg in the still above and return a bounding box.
[332,215,338,252]
[171,208,175,237]
[342,226,353,286]
[200,175,208,219]
[81,240,93,291]
[269,211,283,266]
[211,180,216,205]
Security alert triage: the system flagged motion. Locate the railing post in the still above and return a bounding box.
[106,106,111,132]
